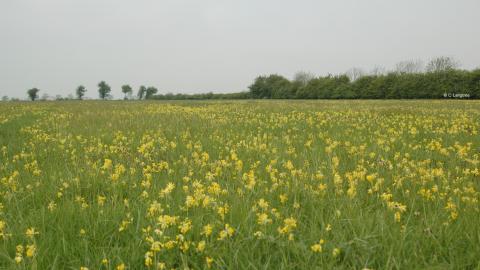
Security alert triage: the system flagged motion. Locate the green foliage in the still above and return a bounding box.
[152,91,251,100]
[249,75,292,99]
[121,85,133,100]
[97,81,111,100]
[137,86,147,100]
[76,85,87,100]
[27,88,40,101]
[145,87,158,99]
[425,56,459,72]
[138,67,480,100]
[247,69,479,99]
[148,68,479,100]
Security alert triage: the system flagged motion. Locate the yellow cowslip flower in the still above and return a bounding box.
[347,185,357,198]
[119,219,132,232]
[26,244,36,257]
[207,182,222,195]
[288,233,295,241]
[80,267,89,270]
[163,240,176,250]
[394,211,401,222]
[196,240,206,252]
[179,219,192,234]
[217,204,229,220]
[151,241,161,252]
[102,159,112,170]
[256,213,272,225]
[185,195,197,208]
[159,182,175,197]
[0,221,6,238]
[47,201,56,211]
[147,201,162,217]
[157,215,178,229]
[366,174,376,183]
[97,195,106,206]
[257,199,269,210]
[202,224,213,237]
[332,248,341,257]
[111,173,120,181]
[217,224,234,240]
[243,170,256,190]
[202,196,212,208]
[278,217,297,235]
[317,183,327,192]
[311,244,322,253]
[311,239,325,253]
[81,202,89,210]
[116,263,126,270]
[144,251,153,267]
[381,193,393,202]
[206,257,214,268]
[409,127,418,135]
[284,160,294,171]
[254,231,264,238]
[25,227,39,238]
[15,255,23,264]
[235,160,243,171]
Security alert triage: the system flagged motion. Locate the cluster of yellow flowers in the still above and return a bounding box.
[0,100,479,269]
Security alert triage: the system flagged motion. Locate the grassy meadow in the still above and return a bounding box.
[0,100,479,269]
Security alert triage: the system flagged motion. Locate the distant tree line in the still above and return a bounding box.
[248,57,479,99]
[13,82,159,101]
[154,56,479,100]
[151,92,250,100]
[248,69,480,99]
[2,56,478,101]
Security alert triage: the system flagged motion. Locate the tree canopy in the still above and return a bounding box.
[98,81,111,100]
[76,85,87,100]
[27,88,40,101]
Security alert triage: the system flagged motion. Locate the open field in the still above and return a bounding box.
[0,100,479,269]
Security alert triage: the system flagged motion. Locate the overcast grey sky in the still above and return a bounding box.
[1,0,479,98]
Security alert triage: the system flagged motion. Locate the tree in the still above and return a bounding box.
[293,71,315,86]
[145,87,158,99]
[426,56,459,72]
[346,68,365,82]
[249,74,291,98]
[27,88,40,101]
[395,59,424,74]
[370,66,387,76]
[76,85,87,100]
[1,96,9,101]
[137,86,147,100]
[121,85,133,100]
[98,81,111,100]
